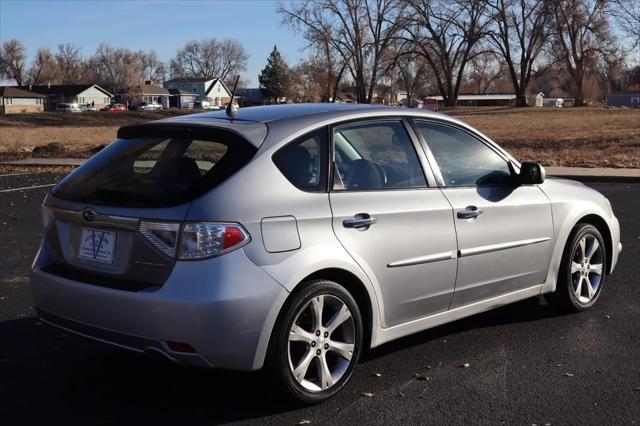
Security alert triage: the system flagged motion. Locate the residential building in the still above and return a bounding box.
[425,93,517,107]
[168,88,197,109]
[235,88,267,107]
[0,86,46,114]
[164,77,231,106]
[18,84,112,110]
[116,83,172,108]
[606,91,640,107]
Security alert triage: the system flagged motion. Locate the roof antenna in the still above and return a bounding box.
[226,75,240,118]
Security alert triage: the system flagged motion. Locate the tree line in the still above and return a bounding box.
[277,0,639,106]
[1,0,639,107]
[0,38,249,96]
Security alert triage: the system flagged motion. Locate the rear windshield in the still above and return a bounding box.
[52,128,256,207]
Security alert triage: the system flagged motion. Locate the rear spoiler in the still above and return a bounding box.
[117,121,268,148]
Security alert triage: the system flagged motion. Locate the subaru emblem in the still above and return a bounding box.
[81,208,97,223]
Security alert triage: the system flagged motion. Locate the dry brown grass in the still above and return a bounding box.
[447,107,640,168]
[0,107,638,168]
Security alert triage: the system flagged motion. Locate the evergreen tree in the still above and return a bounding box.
[259,46,290,103]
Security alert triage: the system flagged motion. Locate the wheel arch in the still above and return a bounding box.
[267,267,375,362]
[575,214,613,274]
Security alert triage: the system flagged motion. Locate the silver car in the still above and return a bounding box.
[31,104,621,403]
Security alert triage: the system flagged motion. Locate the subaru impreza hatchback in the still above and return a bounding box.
[32,103,621,403]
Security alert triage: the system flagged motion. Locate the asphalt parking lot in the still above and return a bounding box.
[0,172,638,425]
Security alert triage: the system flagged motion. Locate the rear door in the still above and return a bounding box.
[412,120,553,308]
[329,119,457,327]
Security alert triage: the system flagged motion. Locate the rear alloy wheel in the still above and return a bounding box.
[552,224,607,311]
[273,280,363,404]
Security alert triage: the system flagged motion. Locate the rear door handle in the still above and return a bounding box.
[457,206,483,219]
[343,213,377,229]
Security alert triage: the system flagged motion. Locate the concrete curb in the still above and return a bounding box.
[546,167,640,183]
[1,158,85,166]
[2,159,639,182]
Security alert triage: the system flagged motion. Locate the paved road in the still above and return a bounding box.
[0,173,638,425]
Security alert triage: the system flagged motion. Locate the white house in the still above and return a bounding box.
[164,77,231,106]
[19,84,113,109]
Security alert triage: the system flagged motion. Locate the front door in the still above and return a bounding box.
[413,120,553,308]
[329,119,458,327]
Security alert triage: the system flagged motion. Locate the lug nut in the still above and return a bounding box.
[324,331,329,338]
[316,349,321,356]
[311,341,316,347]
[324,343,329,350]
[315,330,321,336]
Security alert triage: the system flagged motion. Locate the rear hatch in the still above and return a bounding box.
[39,123,259,291]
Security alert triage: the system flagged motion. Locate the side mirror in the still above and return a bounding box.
[519,162,545,185]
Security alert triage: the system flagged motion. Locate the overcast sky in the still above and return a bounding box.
[0,0,306,86]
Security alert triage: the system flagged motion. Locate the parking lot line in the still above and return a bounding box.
[0,183,56,193]
[0,172,33,178]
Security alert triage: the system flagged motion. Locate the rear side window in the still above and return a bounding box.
[332,120,426,191]
[273,128,328,192]
[52,129,256,207]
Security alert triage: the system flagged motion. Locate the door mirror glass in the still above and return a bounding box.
[518,162,545,185]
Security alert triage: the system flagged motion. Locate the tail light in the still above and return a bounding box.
[139,221,250,260]
[139,222,181,257]
[179,223,250,260]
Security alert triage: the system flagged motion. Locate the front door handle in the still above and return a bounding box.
[457,206,483,220]
[343,213,377,229]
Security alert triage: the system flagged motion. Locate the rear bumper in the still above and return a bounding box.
[31,244,289,371]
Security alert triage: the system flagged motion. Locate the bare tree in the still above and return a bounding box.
[610,0,640,50]
[169,38,248,83]
[27,47,58,85]
[278,0,405,103]
[314,35,347,102]
[465,51,505,94]
[553,0,615,106]
[90,43,144,93]
[488,0,552,106]
[138,50,166,83]
[55,43,83,84]
[288,59,324,102]
[0,39,27,85]
[402,0,492,107]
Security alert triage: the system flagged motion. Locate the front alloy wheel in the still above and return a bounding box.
[552,223,607,311]
[273,280,363,403]
[570,233,604,305]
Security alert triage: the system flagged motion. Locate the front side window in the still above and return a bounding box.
[333,120,426,191]
[273,128,328,192]
[415,121,513,187]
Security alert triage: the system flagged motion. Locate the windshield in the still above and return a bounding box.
[52,130,256,207]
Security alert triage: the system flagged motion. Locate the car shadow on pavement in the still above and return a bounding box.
[364,295,569,362]
[0,317,296,424]
[0,296,568,424]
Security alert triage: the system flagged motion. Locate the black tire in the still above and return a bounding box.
[548,223,607,312]
[268,279,363,404]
